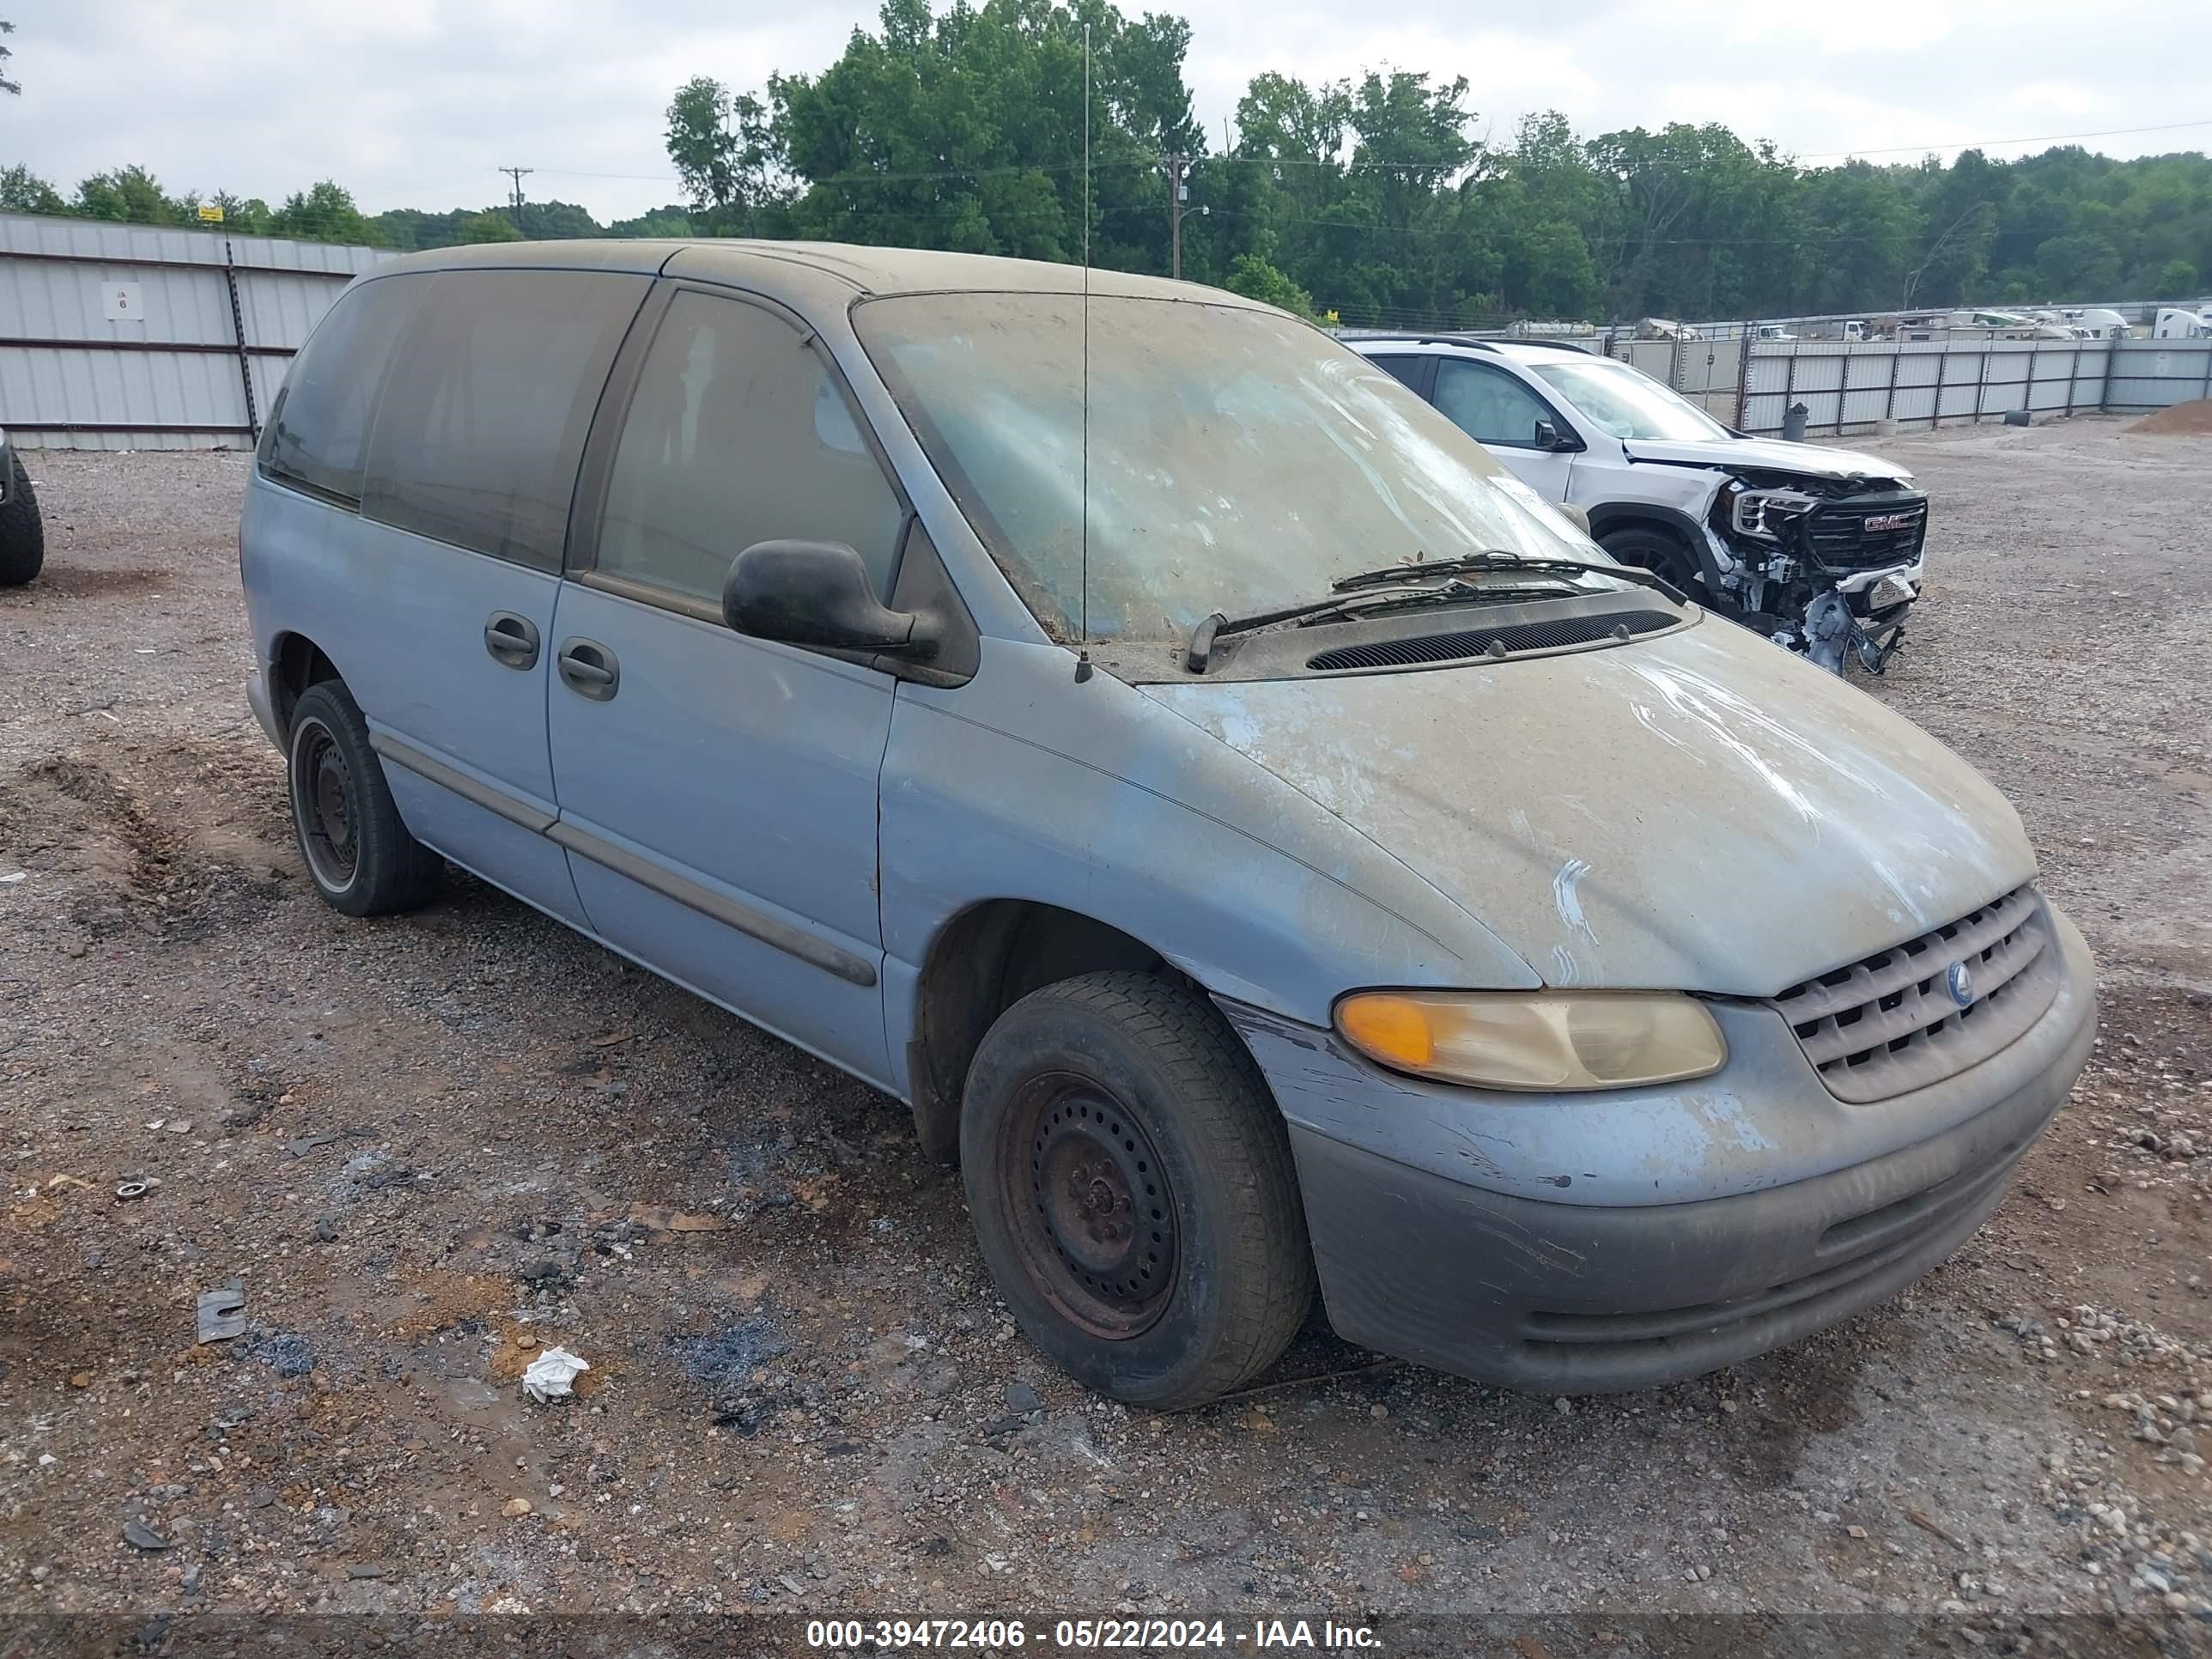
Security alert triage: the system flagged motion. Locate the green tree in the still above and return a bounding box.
[665,75,782,234]
[76,166,184,224]
[609,207,696,238]
[514,199,601,240]
[0,18,18,96]
[0,161,64,214]
[2151,257,2200,297]
[1222,252,1312,314]
[209,191,274,233]
[763,0,1200,269]
[268,181,386,246]
[459,209,526,243]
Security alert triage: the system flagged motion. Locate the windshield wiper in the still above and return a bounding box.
[1183,552,1688,673]
[1331,550,1688,603]
[1185,571,1578,673]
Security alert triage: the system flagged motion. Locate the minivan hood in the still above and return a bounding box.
[1625,435,1914,483]
[1142,622,2031,996]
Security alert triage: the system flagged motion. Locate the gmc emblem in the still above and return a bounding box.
[1863,512,1917,532]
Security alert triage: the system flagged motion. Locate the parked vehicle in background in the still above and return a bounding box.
[1352,335,1924,673]
[0,428,44,587]
[2051,307,2130,340]
[2153,307,2212,339]
[239,242,2094,1409]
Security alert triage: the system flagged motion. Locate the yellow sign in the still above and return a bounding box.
[198,204,224,222]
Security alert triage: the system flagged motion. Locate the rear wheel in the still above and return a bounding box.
[0,453,45,588]
[1601,524,1704,599]
[286,680,442,916]
[961,970,1313,1410]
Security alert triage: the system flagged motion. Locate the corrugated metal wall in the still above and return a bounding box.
[0,213,395,451]
[1733,337,2209,437]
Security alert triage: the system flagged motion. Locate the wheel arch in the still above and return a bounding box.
[268,631,346,737]
[1586,501,1727,591]
[904,899,1178,1162]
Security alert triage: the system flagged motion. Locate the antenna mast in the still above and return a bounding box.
[1079,23,1091,644]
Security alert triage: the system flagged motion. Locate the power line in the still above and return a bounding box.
[1793,115,2212,161]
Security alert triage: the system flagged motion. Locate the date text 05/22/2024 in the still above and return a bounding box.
[805,1619,1383,1650]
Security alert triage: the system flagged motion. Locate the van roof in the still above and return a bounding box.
[369,238,1259,312]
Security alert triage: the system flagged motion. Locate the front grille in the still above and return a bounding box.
[1304,609,1678,672]
[1802,495,1928,572]
[1768,884,2060,1103]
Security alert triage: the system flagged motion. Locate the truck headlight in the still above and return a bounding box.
[1725,483,1820,541]
[1334,991,1726,1091]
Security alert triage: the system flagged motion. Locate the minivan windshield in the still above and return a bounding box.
[855,293,1618,642]
[1525,357,1732,443]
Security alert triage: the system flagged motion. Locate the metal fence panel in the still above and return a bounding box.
[1733,337,2154,437]
[2106,340,2212,411]
[0,211,393,450]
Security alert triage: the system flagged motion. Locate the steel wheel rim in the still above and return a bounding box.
[1000,1071,1180,1340]
[293,720,358,890]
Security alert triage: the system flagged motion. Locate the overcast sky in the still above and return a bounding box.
[8,0,2209,222]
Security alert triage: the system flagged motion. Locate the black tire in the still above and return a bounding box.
[961,970,1314,1410]
[0,452,45,588]
[1601,523,1704,599]
[285,680,441,916]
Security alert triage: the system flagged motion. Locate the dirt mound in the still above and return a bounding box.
[0,741,288,938]
[2127,398,2212,435]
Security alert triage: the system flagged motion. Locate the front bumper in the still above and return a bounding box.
[1228,908,2096,1393]
[246,666,283,751]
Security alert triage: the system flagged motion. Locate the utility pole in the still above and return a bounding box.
[498,166,534,231]
[1164,153,1205,281]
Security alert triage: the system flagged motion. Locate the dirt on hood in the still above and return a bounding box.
[2126,398,2212,435]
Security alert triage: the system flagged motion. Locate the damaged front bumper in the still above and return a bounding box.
[1222,907,2095,1394]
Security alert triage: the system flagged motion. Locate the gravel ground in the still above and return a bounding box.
[1,419,2209,1634]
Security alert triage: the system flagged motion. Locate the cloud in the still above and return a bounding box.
[4,0,2207,223]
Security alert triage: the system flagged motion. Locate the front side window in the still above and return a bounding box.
[593,291,906,605]
[1432,359,1560,450]
[856,294,1604,643]
[361,269,648,570]
[1526,358,1731,442]
[259,275,422,505]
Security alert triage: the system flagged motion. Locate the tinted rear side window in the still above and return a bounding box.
[362,269,648,570]
[1367,354,1430,395]
[258,275,422,506]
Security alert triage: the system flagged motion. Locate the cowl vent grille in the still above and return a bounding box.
[1305,609,1678,672]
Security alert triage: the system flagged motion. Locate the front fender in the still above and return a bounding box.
[877,640,1538,1101]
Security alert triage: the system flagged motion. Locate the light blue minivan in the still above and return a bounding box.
[240,242,2095,1408]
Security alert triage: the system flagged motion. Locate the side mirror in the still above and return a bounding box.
[1533,420,1579,452]
[722,539,933,658]
[1556,503,1592,536]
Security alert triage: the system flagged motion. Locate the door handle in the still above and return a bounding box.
[483,611,540,670]
[556,638,620,701]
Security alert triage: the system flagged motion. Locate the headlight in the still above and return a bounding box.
[1725,483,1820,541]
[1334,991,1726,1091]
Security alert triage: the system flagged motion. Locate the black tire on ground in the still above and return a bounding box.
[960,969,1314,1410]
[1601,523,1705,599]
[0,452,46,588]
[285,680,442,917]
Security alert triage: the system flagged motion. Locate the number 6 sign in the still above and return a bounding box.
[100,282,144,321]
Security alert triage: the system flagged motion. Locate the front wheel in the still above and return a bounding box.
[960,971,1314,1410]
[1600,524,1704,600]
